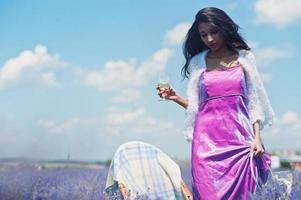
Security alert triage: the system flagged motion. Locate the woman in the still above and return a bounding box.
[157,7,275,200]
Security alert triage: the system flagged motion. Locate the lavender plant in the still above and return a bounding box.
[0,160,300,200]
[250,170,301,200]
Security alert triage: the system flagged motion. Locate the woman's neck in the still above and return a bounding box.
[207,46,234,59]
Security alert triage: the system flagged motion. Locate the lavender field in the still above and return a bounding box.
[0,159,300,200]
[0,159,192,200]
[0,160,109,200]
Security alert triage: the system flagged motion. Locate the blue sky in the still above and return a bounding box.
[0,0,301,161]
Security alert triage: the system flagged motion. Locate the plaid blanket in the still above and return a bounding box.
[104,141,184,199]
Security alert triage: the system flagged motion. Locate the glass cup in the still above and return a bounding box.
[157,76,171,101]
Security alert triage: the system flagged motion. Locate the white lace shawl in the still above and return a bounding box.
[183,49,275,142]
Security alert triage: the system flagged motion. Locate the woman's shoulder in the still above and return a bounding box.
[238,49,256,61]
[190,51,205,63]
[237,49,258,71]
[189,50,209,70]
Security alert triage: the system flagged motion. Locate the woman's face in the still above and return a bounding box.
[198,22,225,51]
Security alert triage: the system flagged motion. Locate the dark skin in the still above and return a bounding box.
[156,22,265,157]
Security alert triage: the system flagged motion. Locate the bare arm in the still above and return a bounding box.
[172,95,188,109]
[253,120,261,140]
[251,120,265,157]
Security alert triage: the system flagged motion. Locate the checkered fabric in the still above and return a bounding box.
[104,141,184,199]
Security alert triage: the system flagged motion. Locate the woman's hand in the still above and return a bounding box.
[156,85,188,109]
[156,85,178,101]
[250,120,264,157]
[250,137,265,157]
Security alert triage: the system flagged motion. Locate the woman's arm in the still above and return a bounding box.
[172,95,188,109]
[251,120,265,157]
[157,87,188,109]
[244,50,275,130]
[253,120,261,140]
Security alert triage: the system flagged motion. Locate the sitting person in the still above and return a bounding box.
[104,141,192,200]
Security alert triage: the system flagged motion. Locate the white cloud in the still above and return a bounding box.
[255,0,301,27]
[281,111,300,125]
[163,22,191,46]
[135,48,173,84]
[40,72,60,87]
[268,111,301,133]
[292,121,301,131]
[132,117,176,134]
[84,48,173,91]
[84,58,137,91]
[252,46,294,67]
[112,88,141,103]
[263,111,301,149]
[38,118,80,134]
[105,107,145,126]
[247,43,294,83]
[0,45,66,88]
[84,23,194,92]
[104,107,176,135]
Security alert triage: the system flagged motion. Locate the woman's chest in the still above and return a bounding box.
[199,65,248,97]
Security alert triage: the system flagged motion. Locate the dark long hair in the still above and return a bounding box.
[182,7,250,79]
